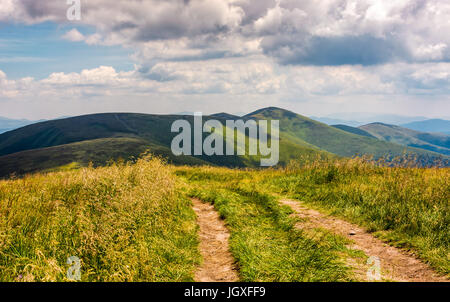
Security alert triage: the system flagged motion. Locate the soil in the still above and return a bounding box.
[191,198,239,282]
[280,199,448,282]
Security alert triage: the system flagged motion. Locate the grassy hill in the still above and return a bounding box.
[0,108,447,178]
[0,117,39,134]
[332,124,376,138]
[246,108,445,160]
[359,123,450,156]
[0,137,210,177]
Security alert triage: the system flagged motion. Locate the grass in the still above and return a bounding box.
[0,152,447,281]
[0,155,200,281]
[176,167,357,282]
[176,155,449,278]
[237,157,449,275]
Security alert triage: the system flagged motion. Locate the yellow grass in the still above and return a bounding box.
[0,156,200,282]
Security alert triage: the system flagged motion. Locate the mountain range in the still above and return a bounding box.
[400,119,450,135]
[0,117,41,134]
[335,123,450,156]
[0,107,448,177]
[312,115,450,135]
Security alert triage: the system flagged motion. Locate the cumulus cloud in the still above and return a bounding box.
[62,28,85,42]
[1,0,450,118]
[3,0,450,66]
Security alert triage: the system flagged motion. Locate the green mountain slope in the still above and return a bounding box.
[332,124,376,138]
[0,137,210,177]
[0,108,447,177]
[245,107,447,160]
[0,111,330,177]
[360,123,450,156]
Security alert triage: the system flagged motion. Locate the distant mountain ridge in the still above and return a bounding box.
[401,119,450,135]
[331,125,376,138]
[0,117,41,134]
[0,107,447,177]
[358,122,450,156]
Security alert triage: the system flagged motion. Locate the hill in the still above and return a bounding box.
[245,108,444,160]
[0,117,40,134]
[401,119,450,135]
[0,137,209,177]
[0,108,447,177]
[0,111,329,177]
[359,123,450,156]
[331,124,376,138]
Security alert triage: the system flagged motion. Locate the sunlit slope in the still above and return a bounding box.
[0,112,328,176]
[360,123,450,156]
[0,108,447,177]
[0,137,210,177]
[245,107,447,160]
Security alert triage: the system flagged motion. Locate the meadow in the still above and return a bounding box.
[0,154,448,281]
[177,156,449,275]
[0,155,200,281]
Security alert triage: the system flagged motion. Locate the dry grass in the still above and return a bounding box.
[0,155,200,282]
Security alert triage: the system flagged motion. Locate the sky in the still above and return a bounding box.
[0,0,450,120]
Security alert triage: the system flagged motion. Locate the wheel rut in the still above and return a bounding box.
[280,199,448,282]
[191,198,239,282]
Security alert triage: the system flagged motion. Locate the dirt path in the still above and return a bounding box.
[191,198,239,282]
[280,199,448,282]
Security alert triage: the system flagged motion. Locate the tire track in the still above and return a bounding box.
[280,199,448,282]
[191,198,239,282]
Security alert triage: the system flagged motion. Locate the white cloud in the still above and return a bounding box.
[1,1,450,119]
[62,28,85,42]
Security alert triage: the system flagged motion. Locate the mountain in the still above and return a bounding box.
[210,112,241,119]
[309,117,363,127]
[246,108,443,160]
[331,125,376,138]
[0,117,40,134]
[0,111,329,177]
[0,137,209,177]
[359,123,450,156]
[323,113,428,125]
[0,108,447,178]
[401,119,450,135]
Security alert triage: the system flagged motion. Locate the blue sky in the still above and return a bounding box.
[0,0,449,120]
[0,22,133,79]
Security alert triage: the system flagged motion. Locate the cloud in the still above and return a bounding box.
[261,34,408,66]
[62,28,85,42]
[3,0,449,67]
[1,0,450,119]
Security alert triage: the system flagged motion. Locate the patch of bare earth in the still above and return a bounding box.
[280,199,448,282]
[191,198,239,282]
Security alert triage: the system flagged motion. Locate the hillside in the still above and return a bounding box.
[332,124,376,138]
[401,119,450,135]
[0,110,329,177]
[0,117,39,134]
[0,108,447,178]
[360,123,450,156]
[0,137,209,177]
[245,108,444,160]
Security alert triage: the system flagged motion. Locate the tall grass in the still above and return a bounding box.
[177,156,449,277]
[261,157,450,275]
[177,167,355,282]
[0,156,200,282]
